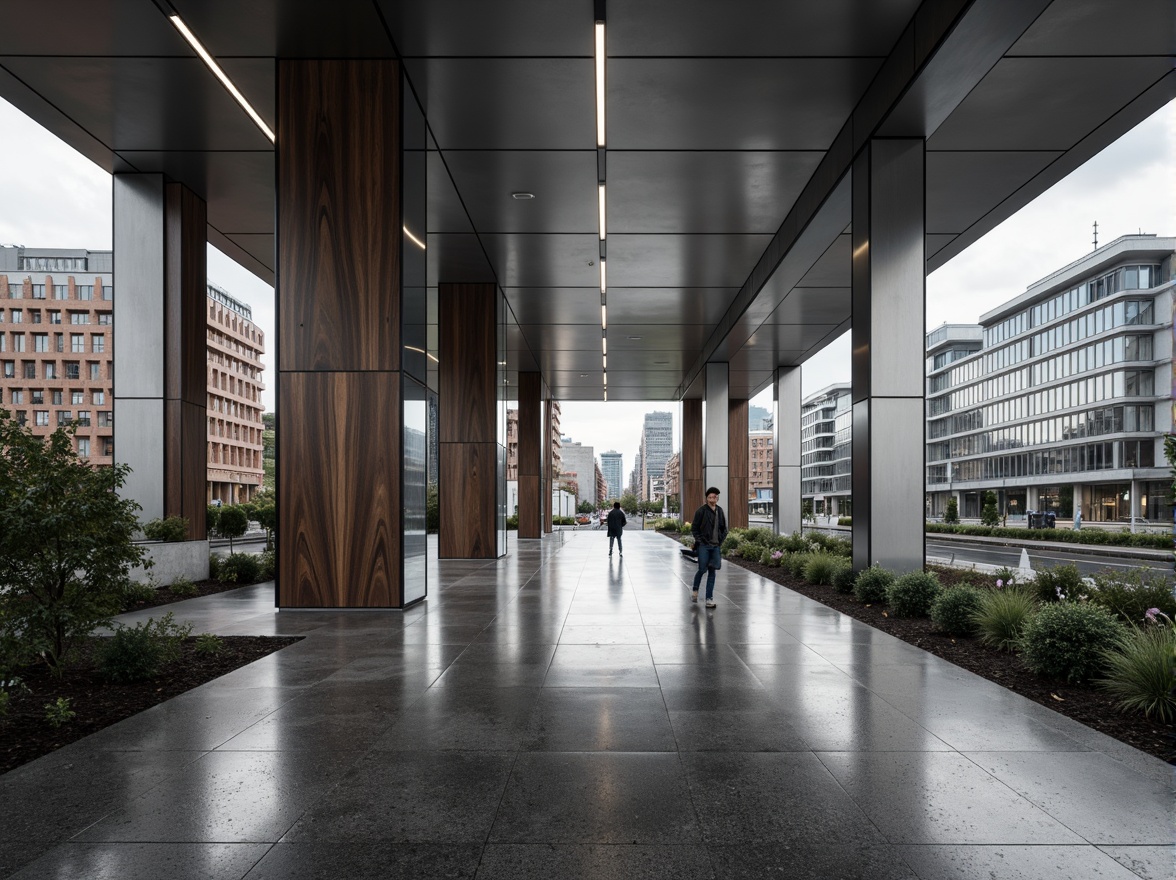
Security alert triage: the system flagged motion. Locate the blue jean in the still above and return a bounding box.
[609,533,622,554]
[692,544,720,599]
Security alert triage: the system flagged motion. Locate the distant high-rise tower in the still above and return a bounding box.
[600,450,622,500]
[639,410,673,500]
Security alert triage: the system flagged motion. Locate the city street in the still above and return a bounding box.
[925,538,1171,579]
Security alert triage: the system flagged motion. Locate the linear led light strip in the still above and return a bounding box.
[596,6,607,399]
[168,14,276,143]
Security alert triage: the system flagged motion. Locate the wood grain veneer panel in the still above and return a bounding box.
[518,474,541,538]
[728,398,749,529]
[279,372,400,607]
[439,442,498,558]
[439,283,496,444]
[164,183,207,407]
[682,398,703,518]
[163,399,207,540]
[278,59,400,373]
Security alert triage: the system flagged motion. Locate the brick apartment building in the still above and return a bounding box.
[0,246,264,504]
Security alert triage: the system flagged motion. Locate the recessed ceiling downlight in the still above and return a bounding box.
[511,192,535,200]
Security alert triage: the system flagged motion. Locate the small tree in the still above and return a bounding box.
[217,505,249,553]
[944,497,959,524]
[980,490,1000,527]
[577,500,594,514]
[254,501,276,551]
[619,492,639,515]
[667,494,680,514]
[206,504,222,536]
[0,411,147,673]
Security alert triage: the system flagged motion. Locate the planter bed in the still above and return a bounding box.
[122,577,270,612]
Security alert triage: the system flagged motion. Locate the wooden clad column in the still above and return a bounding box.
[113,174,206,542]
[681,398,703,522]
[439,282,500,558]
[277,59,401,607]
[517,371,542,538]
[727,397,749,529]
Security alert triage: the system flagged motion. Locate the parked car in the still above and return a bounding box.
[576,514,591,525]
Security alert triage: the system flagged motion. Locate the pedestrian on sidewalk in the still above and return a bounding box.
[690,487,727,608]
[606,501,627,557]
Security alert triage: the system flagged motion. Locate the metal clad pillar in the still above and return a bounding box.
[851,138,926,573]
[113,174,207,541]
[517,371,543,538]
[703,363,730,510]
[774,366,802,535]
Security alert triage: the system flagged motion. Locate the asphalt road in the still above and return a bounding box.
[925,538,1171,578]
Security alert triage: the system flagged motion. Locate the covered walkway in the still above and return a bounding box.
[0,530,1170,879]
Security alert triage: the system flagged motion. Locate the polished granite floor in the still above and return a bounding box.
[1,530,1171,879]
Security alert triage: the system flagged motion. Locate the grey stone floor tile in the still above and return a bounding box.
[7,843,270,880]
[0,749,205,843]
[660,686,778,712]
[0,839,57,879]
[655,663,765,690]
[283,751,514,843]
[728,643,833,665]
[73,750,365,843]
[679,752,885,846]
[818,752,1086,844]
[522,688,675,751]
[559,624,650,644]
[452,643,557,665]
[431,660,551,688]
[490,753,698,844]
[883,696,1092,752]
[668,709,810,752]
[708,842,918,879]
[1098,846,1176,880]
[371,686,541,751]
[476,843,714,879]
[545,644,659,687]
[965,752,1176,844]
[895,844,1146,879]
[648,643,746,665]
[242,841,481,879]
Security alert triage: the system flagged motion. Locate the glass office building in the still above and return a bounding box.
[926,234,1173,524]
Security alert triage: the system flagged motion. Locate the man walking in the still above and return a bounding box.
[606,501,627,557]
[690,487,727,608]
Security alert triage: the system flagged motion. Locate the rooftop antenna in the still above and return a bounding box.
[1092,220,1098,250]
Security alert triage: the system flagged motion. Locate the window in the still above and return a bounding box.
[1,360,12,378]
[70,334,84,352]
[8,283,21,298]
[0,335,4,352]
[88,362,100,380]
[31,285,46,299]
[102,284,112,301]
[34,411,49,427]
[49,310,61,324]
[97,311,112,325]
[91,334,105,353]
[76,411,90,427]
[21,361,33,378]
[92,390,105,405]
[10,390,23,404]
[31,390,43,404]
[51,390,63,405]
[71,390,84,404]
[12,334,25,352]
[10,309,21,323]
[77,438,90,458]
[53,285,68,299]
[97,411,113,428]
[102,438,114,456]
[69,312,88,324]
[14,411,26,426]
[29,309,41,323]
[56,411,72,426]
[64,362,79,380]
[44,362,56,379]
[32,333,48,352]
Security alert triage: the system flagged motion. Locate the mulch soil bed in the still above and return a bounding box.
[121,578,266,611]
[657,530,1174,764]
[0,635,299,776]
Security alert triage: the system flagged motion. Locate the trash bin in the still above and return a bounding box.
[1044,511,1056,528]
[1027,511,1045,529]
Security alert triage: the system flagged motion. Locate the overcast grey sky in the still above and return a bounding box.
[0,95,1171,474]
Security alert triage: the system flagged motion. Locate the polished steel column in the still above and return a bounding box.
[703,363,730,510]
[774,366,802,535]
[851,138,926,573]
[113,174,207,541]
[543,396,555,533]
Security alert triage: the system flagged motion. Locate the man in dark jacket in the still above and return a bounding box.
[690,487,727,607]
[606,501,627,557]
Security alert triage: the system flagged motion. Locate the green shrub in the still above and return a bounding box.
[679,521,692,534]
[505,515,519,530]
[208,554,221,581]
[832,564,857,594]
[1099,623,1176,722]
[837,517,852,526]
[786,552,812,578]
[943,497,959,524]
[803,553,842,586]
[120,581,156,610]
[887,571,941,618]
[980,490,999,527]
[100,612,192,683]
[258,549,276,582]
[217,553,261,585]
[824,537,852,558]
[217,505,249,551]
[737,541,764,561]
[206,505,222,535]
[778,532,810,554]
[1020,602,1127,683]
[923,522,1171,550]
[743,527,774,545]
[169,576,198,597]
[721,534,743,553]
[975,588,1038,652]
[759,547,774,565]
[0,689,8,721]
[853,564,894,604]
[142,515,189,543]
[1031,564,1084,604]
[930,585,983,635]
[679,535,694,548]
[1086,569,1176,625]
[195,633,224,656]
[44,697,75,727]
